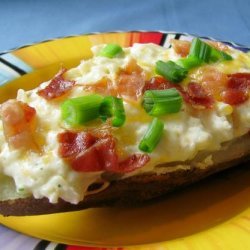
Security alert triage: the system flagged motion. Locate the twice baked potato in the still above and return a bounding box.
[0,38,250,216]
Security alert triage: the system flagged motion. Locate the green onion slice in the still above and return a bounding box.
[210,48,233,62]
[143,89,182,116]
[139,118,164,153]
[189,38,233,63]
[99,96,126,127]
[189,38,212,63]
[99,44,123,58]
[61,94,103,126]
[155,60,188,83]
[176,56,203,70]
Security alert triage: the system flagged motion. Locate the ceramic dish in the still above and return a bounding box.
[0,31,250,250]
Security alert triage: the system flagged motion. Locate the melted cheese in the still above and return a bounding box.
[0,43,250,204]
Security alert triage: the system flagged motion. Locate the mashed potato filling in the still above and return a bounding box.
[0,43,250,204]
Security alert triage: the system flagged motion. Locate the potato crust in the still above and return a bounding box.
[0,153,249,216]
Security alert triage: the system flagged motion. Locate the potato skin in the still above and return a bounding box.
[0,154,249,216]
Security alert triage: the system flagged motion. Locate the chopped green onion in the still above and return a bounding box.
[139,118,164,153]
[189,38,212,63]
[155,60,188,83]
[99,96,126,127]
[210,48,233,62]
[143,89,182,116]
[220,51,233,60]
[176,56,203,70]
[99,44,123,58]
[189,38,233,63]
[61,94,103,126]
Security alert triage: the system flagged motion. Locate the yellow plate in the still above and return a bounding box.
[0,31,250,250]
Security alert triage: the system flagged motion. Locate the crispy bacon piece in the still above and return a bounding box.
[0,100,38,150]
[185,83,214,108]
[38,68,75,100]
[58,131,149,173]
[85,77,117,97]
[198,66,228,100]
[227,73,250,90]
[85,60,145,100]
[58,131,96,158]
[194,68,250,106]
[117,154,150,173]
[143,76,183,93]
[221,73,250,105]
[116,59,145,100]
[58,131,116,172]
[71,136,118,172]
[221,89,248,105]
[170,39,191,57]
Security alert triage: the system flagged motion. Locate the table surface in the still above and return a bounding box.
[0,0,249,52]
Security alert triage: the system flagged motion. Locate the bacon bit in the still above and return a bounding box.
[58,131,149,173]
[72,136,118,172]
[227,73,250,90]
[58,131,96,159]
[185,83,214,108]
[58,131,117,172]
[194,69,250,106]
[85,60,145,100]
[123,58,143,75]
[221,73,250,105]
[117,59,145,100]
[85,77,117,97]
[37,68,75,100]
[117,154,150,173]
[170,39,191,57]
[197,66,228,100]
[22,103,36,123]
[143,76,184,94]
[0,100,38,150]
[221,89,248,105]
[144,76,176,91]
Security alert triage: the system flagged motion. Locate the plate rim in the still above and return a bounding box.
[0,30,249,56]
